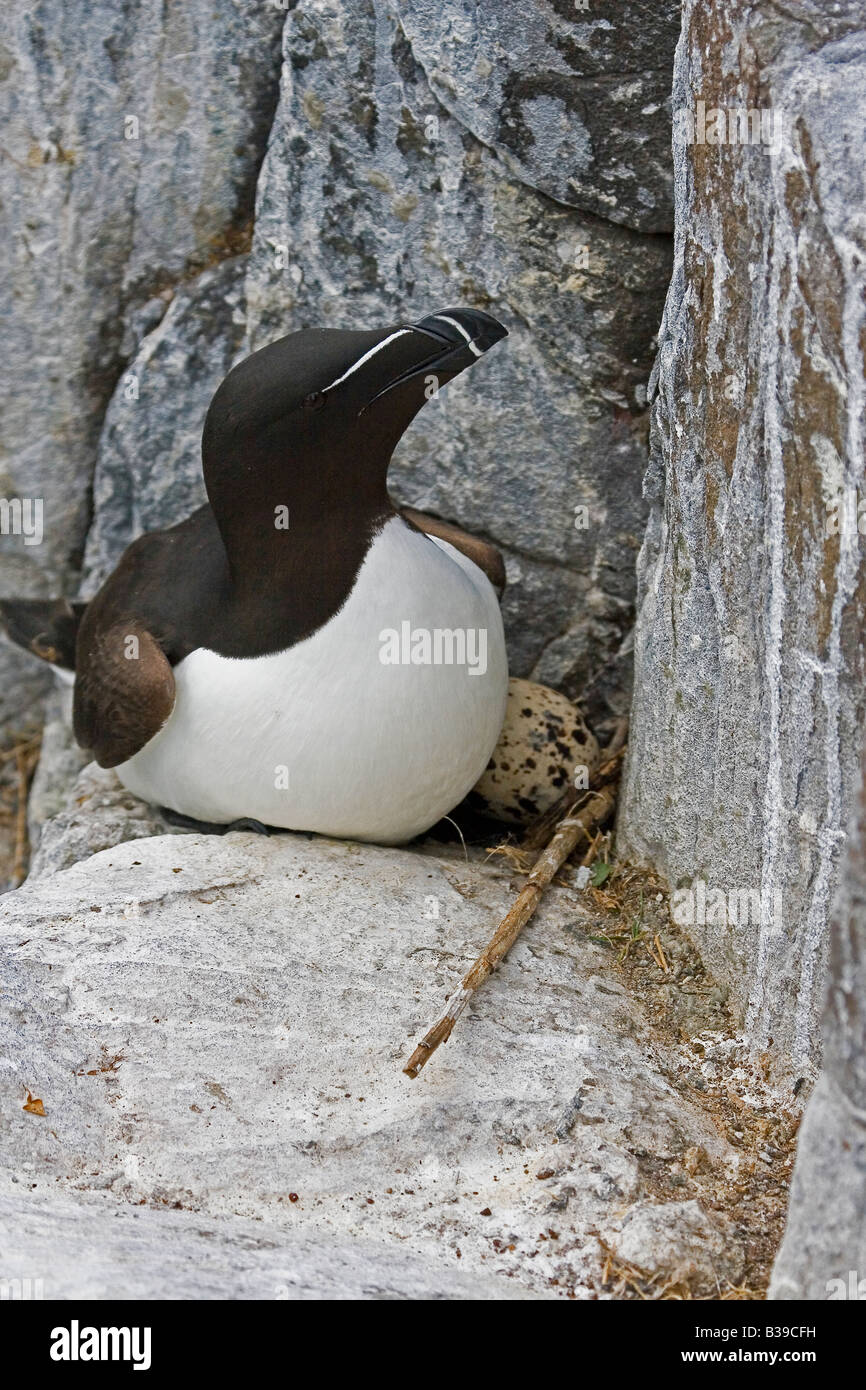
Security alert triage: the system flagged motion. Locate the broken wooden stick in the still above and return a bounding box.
[11,739,39,889]
[403,783,616,1078]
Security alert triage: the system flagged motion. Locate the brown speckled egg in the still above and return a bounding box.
[468,678,600,825]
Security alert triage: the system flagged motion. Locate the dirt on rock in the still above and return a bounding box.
[565,858,804,1299]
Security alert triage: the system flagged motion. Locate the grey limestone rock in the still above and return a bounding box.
[770,748,866,1298]
[0,1190,533,1301]
[395,0,681,233]
[604,1197,744,1289]
[0,827,738,1299]
[26,761,182,880]
[13,1,682,737]
[80,257,249,596]
[243,0,675,723]
[0,0,284,721]
[617,0,866,1070]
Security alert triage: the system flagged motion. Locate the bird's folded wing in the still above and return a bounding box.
[73,620,176,768]
[400,507,506,596]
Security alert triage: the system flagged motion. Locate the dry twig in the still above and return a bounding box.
[404,784,616,1078]
[5,733,41,888]
[0,735,40,766]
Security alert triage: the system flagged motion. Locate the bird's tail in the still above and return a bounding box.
[0,597,86,674]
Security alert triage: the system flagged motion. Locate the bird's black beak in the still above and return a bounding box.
[361,307,508,413]
[412,307,508,358]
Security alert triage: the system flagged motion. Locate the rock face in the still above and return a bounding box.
[27,761,182,880]
[80,258,248,596]
[0,1192,532,1300]
[617,0,866,1069]
[243,0,677,725]
[0,1,284,721]
[396,0,679,234]
[1,0,680,742]
[26,687,88,852]
[770,751,866,1299]
[0,824,741,1299]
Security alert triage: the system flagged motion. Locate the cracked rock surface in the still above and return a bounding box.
[0,1,284,724]
[0,1192,531,1301]
[0,1,679,739]
[617,0,866,1068]
[0,822,743,1299]
[245,0,676,724]
[770,748,866,1298]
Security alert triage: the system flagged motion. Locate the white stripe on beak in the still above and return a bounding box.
[322,329,414,392]
[432,314,484,357]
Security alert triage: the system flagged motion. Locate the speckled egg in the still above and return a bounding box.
[467,678,600,825]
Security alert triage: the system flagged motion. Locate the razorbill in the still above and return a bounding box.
[1,308,510,843]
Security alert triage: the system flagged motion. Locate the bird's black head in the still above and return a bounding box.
[202,308,507,552]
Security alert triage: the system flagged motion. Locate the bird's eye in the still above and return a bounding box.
[302,390,326,411]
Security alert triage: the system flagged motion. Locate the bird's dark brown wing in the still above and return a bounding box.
[73,618,175,768]
[71,511,223,768]
[400,507,506,596]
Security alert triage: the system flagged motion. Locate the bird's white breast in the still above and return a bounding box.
[115,517,508,842]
